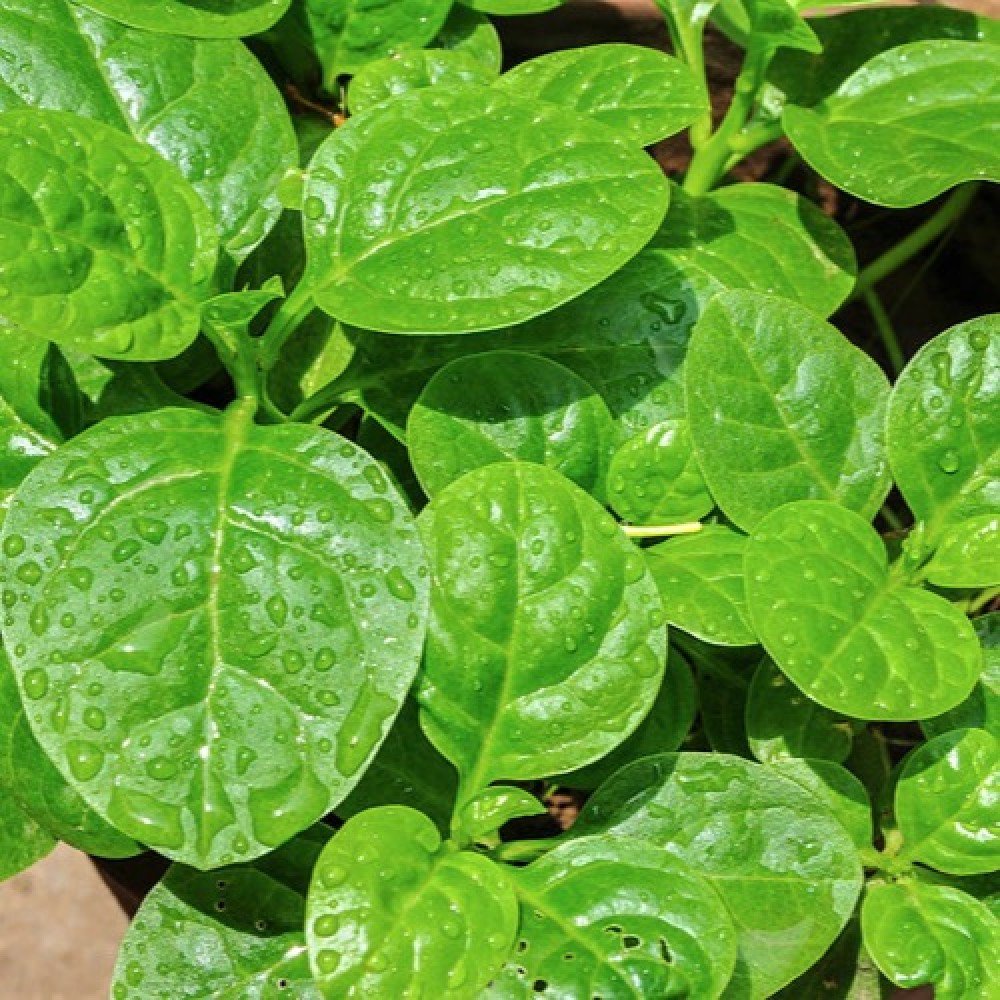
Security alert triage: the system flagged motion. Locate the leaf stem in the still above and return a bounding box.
[257,282,316,373]
[862,289,905,376]
[622,522,703,539]
[968,586,1000,614]
[490,837,560,865]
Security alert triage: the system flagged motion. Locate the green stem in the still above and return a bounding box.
[491,837,561,865]
[257,282,316,373]
[862,288,905,376]
[622,522,703,539]
[968,586,1000,614]
[878,503,906,534]
[850,184,979,301]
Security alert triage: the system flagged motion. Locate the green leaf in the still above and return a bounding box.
[434,4,502,72]
[74,0,291,37]
[112,825,329,999]
[862,880,1000,997]
[0,786,54,884]
[747,658,853,764]
[0,404,428,868]
[746,500,982,721]
[407,351,617,498]
[607,419,714,526]
[925,513,1000,588]
[496,44,708,146]
[645,525,755,646]
[783,41,1000,207]
[0,0,297,263]
[887,316,999,543]
[454,786,546,845]
[461,0,564,14]
[487,836,738,999]
[573,753,865,998]
[690,642,755,758]
[741,0,821,54]
[686,291,891,531]
[922,613,1000,741]
[306,806,517,997]
[417,462,667,798]
[302,85,669,334]
[896,728,999,876]
[0,110,218,361]
[349,49,496,114]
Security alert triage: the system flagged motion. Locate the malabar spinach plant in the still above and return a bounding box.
[0,0,997,996]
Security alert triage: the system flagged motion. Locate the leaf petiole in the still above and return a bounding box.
[622,521,703,539]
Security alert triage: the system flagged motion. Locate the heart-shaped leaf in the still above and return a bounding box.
[0,110,218,361]
[686,291,891,531]
[74,0,291,37]
[573,752,864,998]
[434,5,502,72]
[497,44,708,146]
[784,41,1000,207]
[302,85,669,334]
[0,405,428,867]
[746,500,981,720]
[112,825,329,999]
[417,462,666,800]
[487,836,738,999]
[408,352,616,498]
[306,806,517,997]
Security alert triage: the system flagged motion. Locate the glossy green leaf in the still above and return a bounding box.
[306,806,517,997]
[349,49,495,114]
[112,825,330,999]
[784,41,1000,207]
[75,0,291,38]
[454,786,546,845]
[0,405,428,868]
[488,836,738,999]
[686,292,891,531]
[747,659,853,765]
[497,44,708,146]
[302,85,669,335]
[645,525,755,646]
[417,462,667,798]
[434,4,502,72]
[573,753,864,998]
[0,0,295,262]
[714,0,820,54]
[607,419,714,526]
[687,639,757,757]
[896,729,999,876]
[461,0,564,14]
[0,786,54,884]
[862,880,1000,998]
[925,513,1000,588]
[0,110,218,361]
[408,352,616,498]
[746,500,981,721]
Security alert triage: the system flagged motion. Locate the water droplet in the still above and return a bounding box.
[937,450,960,474]
[66,740,104,781]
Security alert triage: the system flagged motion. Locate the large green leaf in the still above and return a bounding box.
[302,85,669,335]
[686,292,891,531]
[306,806,517,997]
[746,500,981,721]
[417,462,667,800]
[783,41,1000,207]
[74,0,291,37]
[497,44,708,146]
[0,0,297,263]
[113,827,329,999]
[573,753,864,998]
[407,351,616,498]
[896,729,999,876]
[862,880,999,997]
[0,110,218,361]
[0,405,428,868]
[487,836,738,999]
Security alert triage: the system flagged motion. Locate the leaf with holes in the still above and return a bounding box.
[0,405,428,868]
[417,462,666,802]
[306,806,517,998]
[745,500,981,720]
[74,0,291,38]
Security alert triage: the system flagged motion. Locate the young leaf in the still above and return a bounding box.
[0,405,428,867]
[0,110,218,362]
[0,787,54,884]
[496,44,709,146]
[862,880,999,997]
[783,41,1000,207]
[73,0,291,38]
[923,513,999,589]
[487,836,738,999]
[306,806,518,997]
[645,525,755,646]
[714,0,821,55]
[407,351,616,498]
[453,786,546,845]
[607,419,714,526]
[112,825,330,999]
[572,753,865,997]
[745,500,981,721]
[747,658,853,764]
[417,462,667,798]
[686,291,892,531]
[434,4,503,72]
[895,728,999,876]
[301,85,670,334]
[461,0,565,13]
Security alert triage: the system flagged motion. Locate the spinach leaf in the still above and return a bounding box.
[0,405,428,867]
[75,0,291,38]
